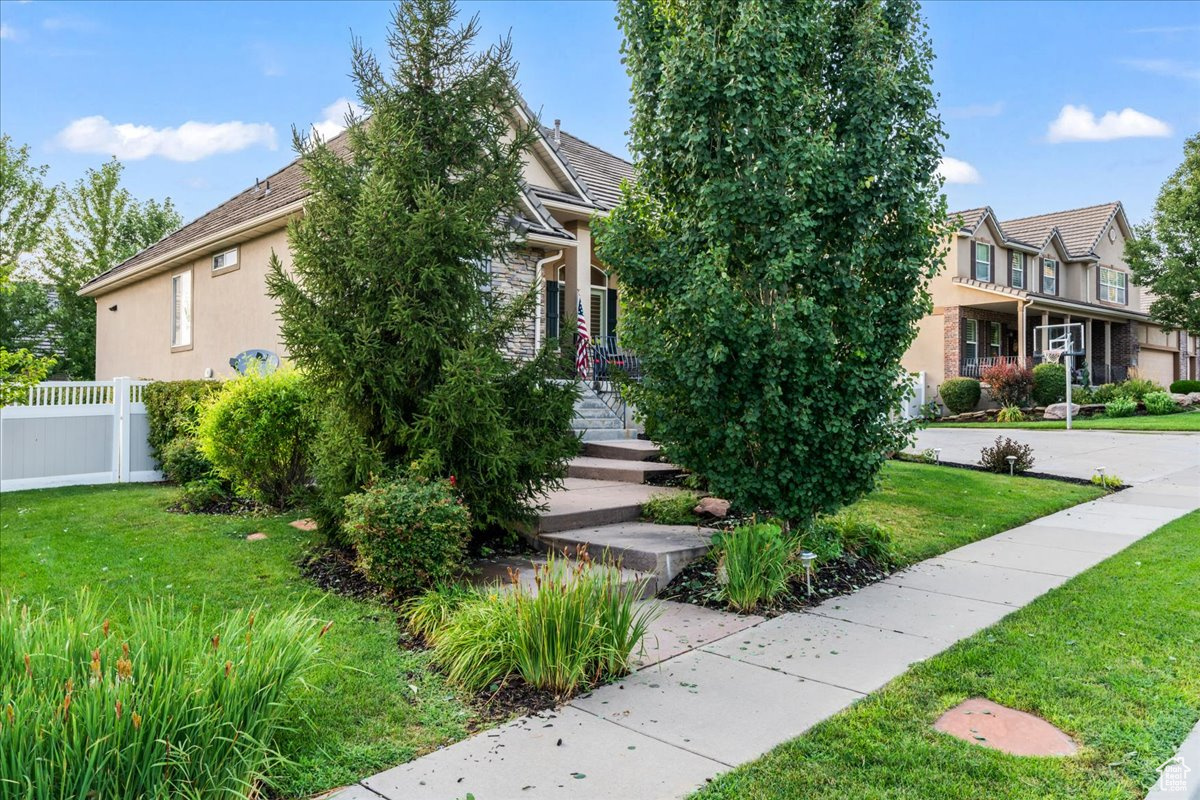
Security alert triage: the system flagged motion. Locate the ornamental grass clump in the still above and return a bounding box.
[0,591,328,799]
[714,522,798,613]
[409,552,659,697]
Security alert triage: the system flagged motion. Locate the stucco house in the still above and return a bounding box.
[903,201,1197,403]
[79,104,633,380]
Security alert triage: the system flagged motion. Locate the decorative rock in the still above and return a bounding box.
[245,532,268,541]
[1188,391,1200,404]
[934,697,1077,756]
[1043,403,1080,420]
[1171,393,1193,408]
[693,497,731,518]
[289,519,318,531]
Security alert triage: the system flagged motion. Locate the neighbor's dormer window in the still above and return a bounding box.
[212,247,239,272]
[1042,259,1058,295]
[1099,267,1127,305]
[1011,252,1025,289]
[974,242,992,282]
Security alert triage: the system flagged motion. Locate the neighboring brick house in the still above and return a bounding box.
[902,201,1198,404]
[79,104,633,380]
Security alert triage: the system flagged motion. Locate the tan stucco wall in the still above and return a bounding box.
[94,228,292,380]
[902,312,944,399]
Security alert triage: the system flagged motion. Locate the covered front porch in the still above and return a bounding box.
[949,295,1138,386]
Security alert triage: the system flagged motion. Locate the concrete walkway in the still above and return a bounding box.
[332,432,1200,800]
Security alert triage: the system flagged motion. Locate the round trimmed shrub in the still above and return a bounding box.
[1169,379,1200,394]
[1031,363,1066,406]
[160,436,214,485]
[196,370,316,508]
[342,477,470,595]
[940,378,981,415]
[1144,391,1179,416]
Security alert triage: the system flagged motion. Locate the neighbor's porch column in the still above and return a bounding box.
[562,222,592,336]
[1085,318,1094,383]
[1017,301,1027,363]
[1104,320,1112,383]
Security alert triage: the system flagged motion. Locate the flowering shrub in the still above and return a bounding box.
[0,592,327,798]
[981,362,1034,407]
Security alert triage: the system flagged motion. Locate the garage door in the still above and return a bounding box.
[1137,349,1176,387]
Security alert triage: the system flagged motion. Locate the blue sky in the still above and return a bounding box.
[1,0,1197,227]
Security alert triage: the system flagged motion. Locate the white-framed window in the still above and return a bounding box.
[990,322,1002,356]
[1011,252,1025,289]
[974,242,991,282]
[964,318,979,361]
[1042,259,1058,294]
[171,270,192,348]
[211,247,239,272]
[1099,267,1127,305]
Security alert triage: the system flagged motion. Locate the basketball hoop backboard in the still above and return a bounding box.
[1034,323,1086,360]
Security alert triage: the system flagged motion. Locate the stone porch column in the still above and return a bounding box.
[1085,318,1093,383]
[1104,320,1112,383]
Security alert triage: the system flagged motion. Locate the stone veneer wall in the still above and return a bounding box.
[490,247,544,361]
[1113,321,1139,372]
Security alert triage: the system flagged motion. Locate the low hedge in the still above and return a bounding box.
[1169,379,1200,394]
[143,380,223,470]
[940,378,981,415]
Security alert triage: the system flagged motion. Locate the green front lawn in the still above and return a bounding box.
[932,409,1200,432]
[854,461,1102,565]
[0,464,1102,795]
[695,510,1200,800]
[0,485,470,798]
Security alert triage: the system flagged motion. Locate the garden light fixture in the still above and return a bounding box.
[800,551,817,595]
[934,448,942,464]
[1095,467,1107,489]
[1006,455,1017,476]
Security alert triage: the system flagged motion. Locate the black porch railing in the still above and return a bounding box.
[585,338,640,428]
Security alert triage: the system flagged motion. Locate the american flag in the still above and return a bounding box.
[575,296,590,379]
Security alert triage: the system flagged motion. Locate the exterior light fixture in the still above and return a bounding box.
[1006,455,1017,476]
[1095,467,1107,489]
[933,447,942,464]
[800,551,817,595]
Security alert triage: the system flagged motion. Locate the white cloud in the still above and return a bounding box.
[945,101,1005,119]
[1120,58,1200,82]
[0,23,22,40]
[1046,105,1172,143]
[312,98,365,140]
[937,157,981,185]
[55,116,277,162]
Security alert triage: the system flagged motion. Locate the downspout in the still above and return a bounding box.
[533,250,564,351]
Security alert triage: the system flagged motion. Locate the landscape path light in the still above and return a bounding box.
[800,551,817,595]
[1006,455,1017,476]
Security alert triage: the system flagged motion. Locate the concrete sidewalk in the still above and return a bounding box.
[333,440,1200,800]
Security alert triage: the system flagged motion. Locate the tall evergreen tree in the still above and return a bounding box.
[41,158,181,377]
[1126,132,1200,337]
[268,0,578,537]
[595,0,946,524]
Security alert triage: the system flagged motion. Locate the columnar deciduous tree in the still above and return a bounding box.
[595,0,947,524]
[1126,132,1199,337]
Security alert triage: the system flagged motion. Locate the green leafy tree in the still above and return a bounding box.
[1,136,59,395]
[594,0,946,524]
[1126,132,1200,336]
[0,135,58,284]
[268,0,578,539]
[41,159,181,377]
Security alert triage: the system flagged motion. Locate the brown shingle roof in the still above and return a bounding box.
[83,123,628,294]
[1000,202,1121,258]
[543,128,634,210]
[948,207,988,233]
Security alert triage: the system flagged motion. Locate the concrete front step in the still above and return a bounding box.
[539,522,714,590]
[571,415,624,430]
[469,554,657,600]
[583,439,662,462]
[567,455,680,484]
[577,428,639,442]
[537,479,678,533]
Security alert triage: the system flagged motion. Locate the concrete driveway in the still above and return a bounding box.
[912,427,1200,485]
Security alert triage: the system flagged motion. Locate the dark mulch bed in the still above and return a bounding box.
[659,551,894,618]
[894,454,1126,490]
[299,544,575,724]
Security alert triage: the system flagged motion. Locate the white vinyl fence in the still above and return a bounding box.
[0,378,161,492]
[898,371,927,421]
